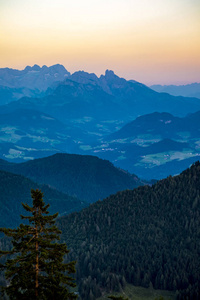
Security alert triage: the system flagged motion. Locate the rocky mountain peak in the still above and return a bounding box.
[69,71,98,85]
[105,69,115,78]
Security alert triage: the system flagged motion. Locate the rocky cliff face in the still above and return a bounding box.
[0,64,70,91]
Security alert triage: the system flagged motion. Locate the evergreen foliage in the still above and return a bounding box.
[0,153,144,203]
[58,161,200,299]
[0,189,77,299]
[0,169,86,228]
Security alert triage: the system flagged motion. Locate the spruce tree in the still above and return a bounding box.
[0,189,77,299]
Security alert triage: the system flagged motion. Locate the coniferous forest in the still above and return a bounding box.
[57,162,200,300]
[1,0,200,295]
[0,161,199,299]
[0,66,199,300]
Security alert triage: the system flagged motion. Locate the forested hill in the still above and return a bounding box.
[58,161,200,300]
[0,170,86,228]
[0,153,144,203]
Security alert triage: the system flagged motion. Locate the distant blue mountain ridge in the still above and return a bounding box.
[0,64,70,91]
[0,64,70,104]
[0,65,200,179]
[84,111,200,179]
[150,82,200,99]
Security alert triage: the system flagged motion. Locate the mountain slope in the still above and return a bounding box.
[0,153,144,203]
[0,64,70,91]
[0,68,200,180]
[0,169,86,228]
[83,111,200,179]
[0,108,84,161]
[107,112,183,140]
[150,82,200,99]
[107,110,200,141]
[1,70,200,138]
[0,85,45,105]
[58,162,200,299]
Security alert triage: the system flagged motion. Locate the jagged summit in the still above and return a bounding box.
[48,64,69,73]
[32,64,41,71]
[105,69,115,77]
[100,69,127,85]
[25,64,41,72]
[24,64,69,73]
[69,71,98,85]
[100,69,120,81]
[0,64,70,91]
[68,69,128,94]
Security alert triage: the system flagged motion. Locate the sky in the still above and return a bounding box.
[0,0,200,85]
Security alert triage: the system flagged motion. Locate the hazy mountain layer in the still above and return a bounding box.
[0,109,84,162]
[0,67,200,180]
[0,85,47,105]
[150,82,200,99]
[0,64,70,91]
[82,111,200,179]
[0,64,70,105]
[0,69,200,138]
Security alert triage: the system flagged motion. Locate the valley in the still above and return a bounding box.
[0,65,199,299]
[0,66,200,180]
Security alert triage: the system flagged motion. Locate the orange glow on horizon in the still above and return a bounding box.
[0,0,199,85]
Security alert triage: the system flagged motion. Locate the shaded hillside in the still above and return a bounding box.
[107,112,183,140]
[107,111,200,141]
[0,169,86,228]
[0,153,144,203]
[0,109,83,161]
[0,85,45,105]
[58,162,200,300]
[84,111,200,179]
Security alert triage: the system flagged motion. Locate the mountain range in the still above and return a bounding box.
[0,64,70,91]
[0,64,70,104]
[1,68,200,135]
[0,65,200,299]
[150,82,200,99]
[0,65,200,180]
[82,111,200,179]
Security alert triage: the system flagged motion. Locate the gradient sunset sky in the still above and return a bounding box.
[0,0,199,85]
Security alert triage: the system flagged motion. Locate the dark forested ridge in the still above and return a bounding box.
[0,169,86,228]
[0,153,144,203]
[58,162,200,300]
